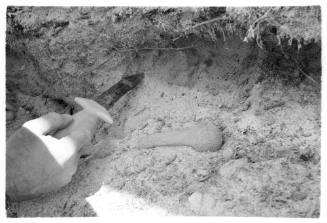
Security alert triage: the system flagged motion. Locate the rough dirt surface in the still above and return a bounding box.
[6,7,321,217]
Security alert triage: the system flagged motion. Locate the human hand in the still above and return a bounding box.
[6,112,91,201]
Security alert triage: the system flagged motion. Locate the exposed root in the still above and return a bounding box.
[173,17,227,42]
[116,45,195,52]
[297,65,318,85]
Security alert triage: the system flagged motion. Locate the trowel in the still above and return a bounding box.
[53,73,144,140]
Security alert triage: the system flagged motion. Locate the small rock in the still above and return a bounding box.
[188,192,202,212]
[189,192,217,215]
[291,191,307,201]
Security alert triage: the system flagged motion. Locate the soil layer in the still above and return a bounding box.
[6,7,321,217]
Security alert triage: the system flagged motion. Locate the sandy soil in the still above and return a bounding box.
[6,37,321,217]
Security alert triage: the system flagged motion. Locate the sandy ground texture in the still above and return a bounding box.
[6,6,321,217]
[6,39,321,217]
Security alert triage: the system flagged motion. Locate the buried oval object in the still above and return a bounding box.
[137,122,223,152]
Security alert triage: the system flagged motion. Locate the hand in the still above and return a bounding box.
[6,112,90,201]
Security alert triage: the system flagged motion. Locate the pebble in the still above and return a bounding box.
[188,192,217,214]
[291,191,307,201]
[188,192,202,212]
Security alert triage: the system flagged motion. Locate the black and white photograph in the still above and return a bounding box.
[3,1,325,219]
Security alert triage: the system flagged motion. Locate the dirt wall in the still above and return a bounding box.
[6,6,321,217]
